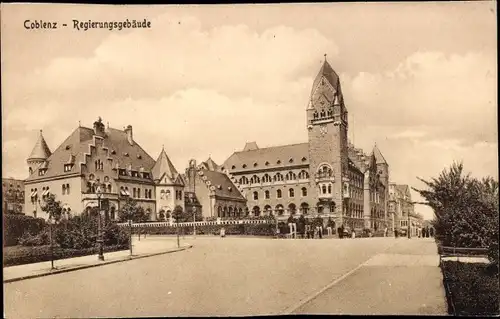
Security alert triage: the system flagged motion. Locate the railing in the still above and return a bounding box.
[438,246,489,258]
[117,219,273,228]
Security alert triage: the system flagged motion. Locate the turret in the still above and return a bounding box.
[27,130,51,176]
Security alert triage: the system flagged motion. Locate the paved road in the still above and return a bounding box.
[4,236,443,318]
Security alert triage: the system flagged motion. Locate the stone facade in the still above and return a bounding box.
[221,59,390,231]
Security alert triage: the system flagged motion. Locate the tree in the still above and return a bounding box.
[413,162,499,267]
[172,205,184,223]
[158,210,166,221]
[40,193,63,222]
[118,197,148,222]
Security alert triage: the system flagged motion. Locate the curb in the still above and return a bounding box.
[4,245,193,284]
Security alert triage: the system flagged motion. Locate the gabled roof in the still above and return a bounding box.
[26,125,155,182]
[152,147,182,185]
[199,157,219,171]
[28,130,52,160]
[373,144,388,165]
[223,142,309,173]
[198,169,245,201]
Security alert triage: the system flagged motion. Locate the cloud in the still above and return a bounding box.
[2,12,497,221]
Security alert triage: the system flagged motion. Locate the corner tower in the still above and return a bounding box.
[27,130,52,177]
[307,56,349,225]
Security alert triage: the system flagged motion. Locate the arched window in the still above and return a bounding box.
[276,204,284,216]
[262,174,272,183]
[322,185,327,194]
[265,190,270,199]
[320,109,326,117]
[301,187,307,196]
[62,184,66,195]
[217,206,222,218]
[250,175,260,184]
[160,190,165,199]
[327,109,332,117]
[313,111,318,119]
[239,176,249,185]
[253,191,258,200]
[274,173,284,182]
[289,188,295,198]
[288,203,297,215]
[328,184,332,194]
[252,206,261,217]
[298,170,309,179]
[300,202,309,215]
[276,189,282,199]
[285,171,297,181]
[66,184,70,195]
[107,184,111,193]
[228,206,234,217]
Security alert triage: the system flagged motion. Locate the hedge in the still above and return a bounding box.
[3,244,129,267]
[3,214,46,247]
[441,261,499,316]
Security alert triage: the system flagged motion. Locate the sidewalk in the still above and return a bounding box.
[291,238,448,315]
[3,236,192,283]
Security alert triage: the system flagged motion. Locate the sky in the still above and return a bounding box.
[1,2,497,220]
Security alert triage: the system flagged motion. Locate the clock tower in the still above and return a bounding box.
[307,56,349,226]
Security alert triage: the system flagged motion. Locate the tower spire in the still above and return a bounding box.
[324,53,327,62]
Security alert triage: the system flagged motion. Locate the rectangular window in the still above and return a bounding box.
[137,189,141,198]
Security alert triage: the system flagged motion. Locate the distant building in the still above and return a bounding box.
[388,183,423,236]
[220,58,389,232]
[2,178,25,214]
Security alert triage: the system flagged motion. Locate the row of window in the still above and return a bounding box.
[62,184,71,195]
[227,157,308,170]
[239,170,310,185]
[313,109,333,119]
[119,186,154,199]
[252,187,308,200]
[118,169,151,179]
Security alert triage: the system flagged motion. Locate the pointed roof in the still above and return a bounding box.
[28,130,52,161]
[151,147,180,184]
[373,144,388,165]
[204,157,219,171]
[311,58,340,95]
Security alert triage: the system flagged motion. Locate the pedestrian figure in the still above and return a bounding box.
[351,229,356,239]
[338,227,343,239]
[220,227,225,238]
[319,226,323,239]
[394,229,398,238]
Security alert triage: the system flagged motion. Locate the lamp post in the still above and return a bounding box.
[39,199,56,270]
[95,184,105,261]
[193,207,197,238]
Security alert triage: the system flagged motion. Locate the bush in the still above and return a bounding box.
[18,228,50,246]
[3,214,46,246]
[135,222,276,237]
[441,261,499,316]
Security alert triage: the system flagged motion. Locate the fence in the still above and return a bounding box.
[116,218,273,228]
[438,246,489,258]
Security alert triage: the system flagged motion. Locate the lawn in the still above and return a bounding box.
[441,260,499,316]
[3,244,128,267]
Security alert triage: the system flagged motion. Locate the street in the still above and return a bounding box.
[4,236,445,317]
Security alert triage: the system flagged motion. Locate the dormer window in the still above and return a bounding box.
[242,164,247,169]
[65,145,71,150]
[231,165,236,169]
[265,161,270,166]
[137,154,142,159]
[38,170,46,176]
[111,150,116,155]
[64,164,73,172]
[253,163,258,167]
[217,185,222,190]
[277,160,281,165]
[289,158,294,163]
[143,172,150,179]
[123,152,129,157]
[228,187,232,192]
[301,157,307,162]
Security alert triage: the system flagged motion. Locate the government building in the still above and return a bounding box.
[24,57,392,232]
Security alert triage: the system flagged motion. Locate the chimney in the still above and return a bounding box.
[93,117,105,137]
[125,125,133,145]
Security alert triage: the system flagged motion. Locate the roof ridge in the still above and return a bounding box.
[235,141,308,153]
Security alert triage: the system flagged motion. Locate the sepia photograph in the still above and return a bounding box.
[1,2,498,317]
